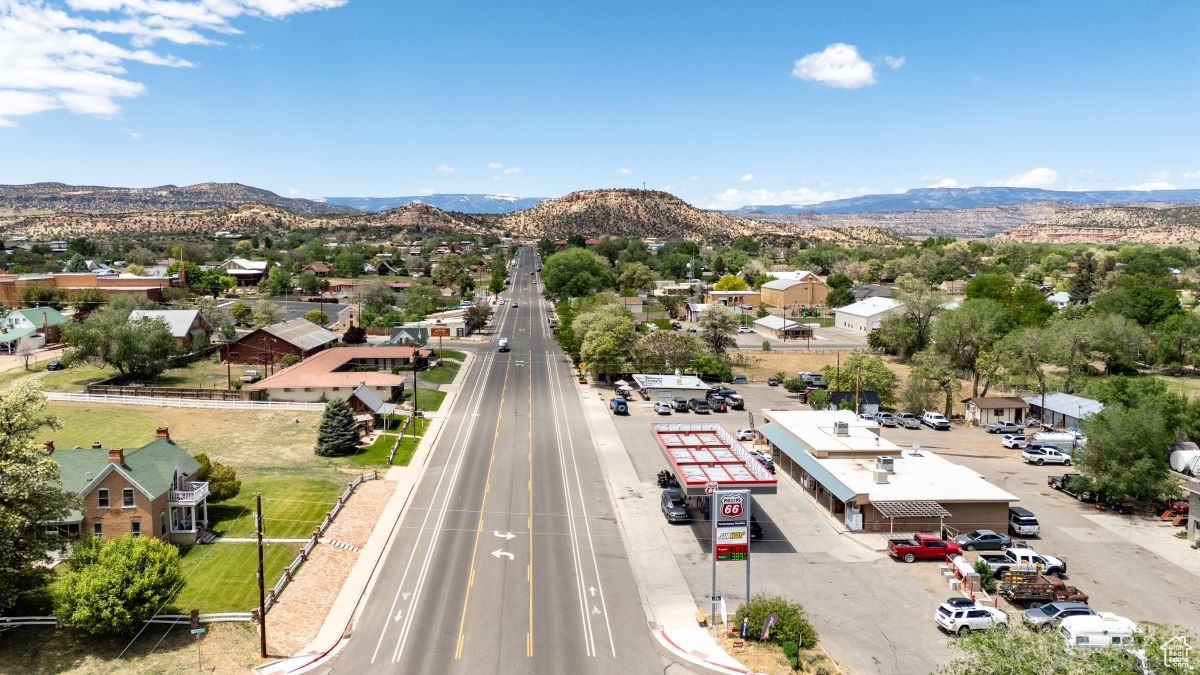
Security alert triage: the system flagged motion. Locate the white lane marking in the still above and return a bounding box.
[547,342,618,658]
[367,350,496,663]
[494,531,516,540]
[491,549,515,560]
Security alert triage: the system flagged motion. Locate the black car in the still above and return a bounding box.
[673,397,689,412]
[45,360,64,371]
[687,398,712,414]
[707,395,727,412]
[749,516,764,540]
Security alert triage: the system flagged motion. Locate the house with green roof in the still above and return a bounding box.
[2,306,68,353]
[47,427,209,545]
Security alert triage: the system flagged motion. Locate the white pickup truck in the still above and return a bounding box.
[922,410,951,430]
[976,546,1067,576]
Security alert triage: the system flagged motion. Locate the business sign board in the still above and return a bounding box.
[430,325,451,337]
[713,490,750,562]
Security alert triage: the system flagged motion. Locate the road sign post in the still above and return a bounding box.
[710,489,751,623]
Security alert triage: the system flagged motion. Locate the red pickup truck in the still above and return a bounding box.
[887,533,961,563]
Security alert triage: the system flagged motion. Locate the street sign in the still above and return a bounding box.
[191,628,206,635]
[431,326,450,337]
[711,595,722,604]
[704,481,719,495]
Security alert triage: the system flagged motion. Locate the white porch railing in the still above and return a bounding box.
[169,481,210,505]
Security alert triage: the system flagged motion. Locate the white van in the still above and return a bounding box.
[1059,613,1137,654]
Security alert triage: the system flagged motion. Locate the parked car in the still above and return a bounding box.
[737,326,753,334]
[732,374,748,384]
[935,601,1008,636]
[750,450,774,473]
[653,401,673,415]
[952,529,1011,551]
[1058,613,1136,654]
[1022,601,1095,631]
[45,360,64,371]
[921,411,951,430]
[736,428,755,441]
[240,369,262,383]
[673,397,689,412]
[706,395,727,412]
[1002,434,1028,449]
[1022,446,1072,466]
[709,386,744,409]
[749,516,764,540]
[670,321,682,330]
[767,377,780,387]
[687,398,712,414]
[895,412,921,429]
[1048,473,1094,502]
[887,533,961,563]
[858,412,876,421]
[874,411,897,427]
[609,396,629,415]
[977,546,1067,576]
[798,372,826,388]
[661,488,690,523]
[986,419,1024,434]
[1008,506,1041,537]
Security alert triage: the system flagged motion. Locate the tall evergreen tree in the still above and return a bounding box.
[315,399,359,456]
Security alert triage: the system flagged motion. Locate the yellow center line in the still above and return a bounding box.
[453,349,512,660]
[527,307,535,657]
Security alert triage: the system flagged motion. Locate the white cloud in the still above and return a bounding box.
[502,166,521,175]
[883,55,905,70]
[287,186,300,195]
[1181,170,1200,179]
[738,173,754,182]
[0,0,345,125]
[926,176,959,188]
[1124,182,1176,191]
[418,187,434,195]
[616,167,632,175]
[689,175,701,181]
[119,126,140,139]
[1147,169,1171,181]
[705,186,870,209]
[987,167,1058,188]
[486,162,503,169]
[791,43,876,89]
[435,164,455,173]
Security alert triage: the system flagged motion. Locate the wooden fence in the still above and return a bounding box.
[85,384,252,401]
[262,471,378,615]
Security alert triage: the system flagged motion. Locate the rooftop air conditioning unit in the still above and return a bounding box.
[834,421,849,436]
[876,456,895,472]
[873,469,889,484]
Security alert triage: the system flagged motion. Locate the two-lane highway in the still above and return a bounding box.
[328,247,660,674]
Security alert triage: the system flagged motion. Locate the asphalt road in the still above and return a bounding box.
[328,248,660,674]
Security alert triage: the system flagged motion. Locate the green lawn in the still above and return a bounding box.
[346,417,429,465]
[171,542,298,613]
[403,387,447,412]
[390,436,420,466]
[432,348,465,360]
[347,433,399,465]
[419,360,460,385]
[1154,375,1200,399]
[0,361,115,392]
[206,474,343,538]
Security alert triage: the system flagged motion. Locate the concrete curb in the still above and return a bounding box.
[255,351,477,675]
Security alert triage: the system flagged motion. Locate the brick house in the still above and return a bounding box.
[219,317,339,365]
[48,427,209,545]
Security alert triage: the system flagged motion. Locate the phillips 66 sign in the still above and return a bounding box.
[719,493,745,519]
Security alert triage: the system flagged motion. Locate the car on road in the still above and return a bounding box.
[935,601,1008,636]
[874,411,897,427]
[922,411,951,430]
[653,401,673,415]
[895,412,921,429]
[737,326,753,334]
[736,427,755,441]
[1002,434,1028,449]
[661,488,690,523]
[952,529,1012,551]
[498,338,510,352]
[767,377,779,386]
[46,360,63,371]
[1022,601,1095,631]
[986,419,1024,434]
[497,298,505,305]
[512,302,519,308]
[1022,446,1072,466]
[673,397,689,412]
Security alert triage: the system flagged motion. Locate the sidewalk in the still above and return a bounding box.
[256,351,474,674]
[575,384,757,675]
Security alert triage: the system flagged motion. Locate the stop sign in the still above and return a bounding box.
[704,481,719,495]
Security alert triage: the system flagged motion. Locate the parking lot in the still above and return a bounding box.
[599,382,1200,672]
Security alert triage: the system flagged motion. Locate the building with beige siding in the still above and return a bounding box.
[759,274,830,309]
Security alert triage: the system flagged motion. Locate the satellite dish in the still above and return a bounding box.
[912,441,922,452]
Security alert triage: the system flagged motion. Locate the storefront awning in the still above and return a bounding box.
[872,500,951,519]
[758,422,858,503]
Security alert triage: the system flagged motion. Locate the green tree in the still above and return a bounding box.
[1092,273,1181,326]
[69,287,108,318]
[993,327,1052,406]
[62,253,88,272]
[229,301,252,326]
[656,294,682,319]
[333,251,364,277]
[733,593,818,656]
[56,535,184,635]
[783,378,808,399]
[616,261,655,294]
[18,283,68,309]
[825,286,855,308]
[0,383,78,614]
[542,248,613,298]
[580,313,637,380]
[910,349,959,417]
[315,399,360,456]
[1048,314,1097,395]
[1068,251,1097,304]
[1078,399,1180,504]
[251,299,283,327]
[489,267,505,295]
[62,307,177,380]
[933,298,1009,396]
[632,330,702,372]
[361,282,397,315]
[303,309,330,326]
[1151,311,1200,365]
[874,275,945,358]
[260,266,293,296]
[806,387,830,410]
[820,351,898,406]
[712,274,749,291]
[697,304,739,354]
[1090,312,1147,374]
[466,304,493,332]
[297,271,325,295]
[404,283,443,318]
[194,453,241,502]
[431,253,466,287]
[67,237,98,257]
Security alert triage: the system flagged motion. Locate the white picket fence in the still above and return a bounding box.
[45,392,324,411]
[0,612,252,629]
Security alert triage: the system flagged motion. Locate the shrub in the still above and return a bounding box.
[734,593,819,652]
[973,559,997,593]
[279,354,300,368]
[56,536,183,634]
[762,340,771,352]
[194,453,241,502]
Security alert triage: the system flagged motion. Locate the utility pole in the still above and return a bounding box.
[256,493,267,658]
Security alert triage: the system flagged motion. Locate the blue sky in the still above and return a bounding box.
[2,1,1198,207]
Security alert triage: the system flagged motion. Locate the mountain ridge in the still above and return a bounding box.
[730,186,1200,214]
[0,182,355,216]
[325,193,547,214]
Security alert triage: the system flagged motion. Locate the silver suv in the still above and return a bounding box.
[1022,601,1094,631]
